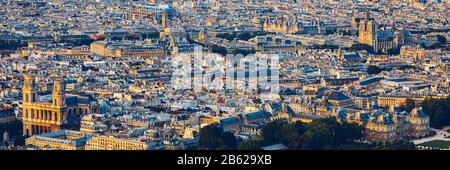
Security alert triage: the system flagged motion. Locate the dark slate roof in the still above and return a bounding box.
[287,105,296,115]
[377,114,393,124]
[343,53,360,59]
[220,117,240,125]
[358,112,370,124]
[396,30,411,37]
[280,88,296,95]
[327,91,350,101]
[65,96,78,106]
[359,76,384,86]
[65,95,90,106]
[177,114,189,121]
[245,111,271,120]
[337,110,348,121]
[0,109,14,117]
[269,103,282,111]
[376,31,394,38]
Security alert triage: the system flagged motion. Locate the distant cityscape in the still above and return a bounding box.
[0,0,449,150]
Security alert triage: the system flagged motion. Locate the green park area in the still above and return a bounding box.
[419,140,450,149]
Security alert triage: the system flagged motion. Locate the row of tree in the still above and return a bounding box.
[239,118,363,150]
[400,96,450,129]
[199,118,417,150]
[421,96,450,129]
[367,65,416,75]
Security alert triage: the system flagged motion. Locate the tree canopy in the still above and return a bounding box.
[199,123,237,150]
[240,118,364,150]
[367,65,383,74]
[421,96,450,128]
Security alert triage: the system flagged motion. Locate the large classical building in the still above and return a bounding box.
[358,16,376,46]
[90,41,165,58]
[338,106,430,143]
[377,93,449,108]
[358,14,412,54]
[126,4,176,20]
[85,135,154,150]
[263,16,299,34]
[372,30,412,54]
[25,130,94,150]
[22,74,97,136]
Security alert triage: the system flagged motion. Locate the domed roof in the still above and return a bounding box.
[410,107,427,117]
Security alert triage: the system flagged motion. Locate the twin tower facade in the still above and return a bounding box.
[22,74,95,136]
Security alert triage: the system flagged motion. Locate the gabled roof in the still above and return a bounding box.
[327,91,350,101]
[376,31,394,38]
[220,117,240,125]
[245,111,271,120]
[343,53,360,59]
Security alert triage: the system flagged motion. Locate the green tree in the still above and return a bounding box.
[347,43,374,53]
[337,123,364,144]
[421,96,450,128]
[0,120,22,137]
[261,120,302,149]
[14,135,26,146]
[222,132,237,149]
[404,98,416,112]
[199,124,225,149]
[301,118,339,149]
[367,65,382,74]
[436,35,447,44]
[239,136,264,150]
[301,118,363,149]
[199,124,238,150]
[253,118,363,150]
